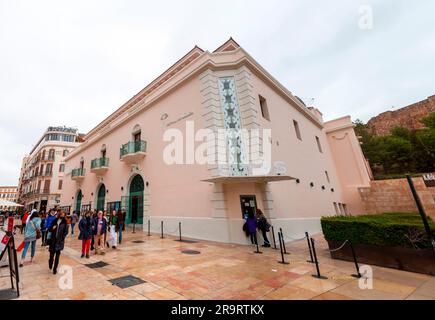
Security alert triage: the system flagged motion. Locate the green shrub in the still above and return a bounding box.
[321,212,435,249]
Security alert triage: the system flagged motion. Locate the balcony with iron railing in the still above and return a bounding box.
[39,171,53,177]
[71,168,86,181]
[41,154,55,162]
[91,157,109,175]
[119,140,147,164]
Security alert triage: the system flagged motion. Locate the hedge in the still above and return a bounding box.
[321,212,435,249]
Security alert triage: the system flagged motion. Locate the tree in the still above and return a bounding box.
[413,128,435,172]
[421,112,435,129]
[391,127,411,140]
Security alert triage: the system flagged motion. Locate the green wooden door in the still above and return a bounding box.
[75,190,82,214]
[97,184,106,212]
[127,175,144,224]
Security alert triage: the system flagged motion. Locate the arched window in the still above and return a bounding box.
[49,149,55,160]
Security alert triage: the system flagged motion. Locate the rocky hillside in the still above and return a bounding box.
[367,95,435,135]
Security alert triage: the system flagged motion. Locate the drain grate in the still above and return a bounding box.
[175,239,198,244]
[132,240,145,244]
[181,250,201,255]
[109,275,146,289]
[85,261,109,269]
[0,289,18,300]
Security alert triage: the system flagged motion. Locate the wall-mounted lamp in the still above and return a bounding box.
[72,196,74,200]
[91,193,93,196]
[331,188,335,192]
[121,187,124,191]
[296,179,300,184]
[106,189,109,194]
[310,182,314,187]
[146,182,149,187]
[322,186,326,190]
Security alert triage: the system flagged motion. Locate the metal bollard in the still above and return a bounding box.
[306,232,314,263]
[147,220,151,236]
[349,241,362,278]
[253,232,263,254]
[179,222,182,242]
[271,226,278,250]
[277,232,289,265]
[161,221,164,239]
[279,228,289,255]
[311,238,327,279]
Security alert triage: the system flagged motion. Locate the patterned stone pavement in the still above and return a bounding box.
[1,228,434,300]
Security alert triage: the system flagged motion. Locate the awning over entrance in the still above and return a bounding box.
[201,175,296,184]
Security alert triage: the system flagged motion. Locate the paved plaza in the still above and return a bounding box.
[1,228,434,300]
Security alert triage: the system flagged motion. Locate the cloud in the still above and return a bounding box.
[0,0,434,184]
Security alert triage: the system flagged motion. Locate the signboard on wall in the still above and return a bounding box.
[423,173,435,188]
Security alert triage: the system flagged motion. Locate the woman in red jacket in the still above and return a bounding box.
[21,211,29,234]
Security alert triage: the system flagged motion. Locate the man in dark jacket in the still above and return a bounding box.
[256,209,271,247]
[48,211,69,274]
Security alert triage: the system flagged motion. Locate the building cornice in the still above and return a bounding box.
[66,46,325,160]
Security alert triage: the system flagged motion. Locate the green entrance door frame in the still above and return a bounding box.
[126,175,144,225]
[75,190,83,214]
[96,184,106,212]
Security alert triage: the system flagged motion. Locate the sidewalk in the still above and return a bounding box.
[1,229,434,300]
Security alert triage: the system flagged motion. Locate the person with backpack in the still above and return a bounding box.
[256,208,271,247]
[19,210,41,267]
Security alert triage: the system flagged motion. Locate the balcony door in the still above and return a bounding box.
[96,184,106,212]
[75,190,83,214]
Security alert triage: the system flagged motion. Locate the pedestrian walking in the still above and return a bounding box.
[40,212,48,246]
[93,211,107,255]
[116,210,125,245]
[256,209,271,247]
[108,210,118,249]
[19,210,41,267]
[44,209,57,247]
[21,211,29,234]
[48,210,69,274]
[78,211,94,258]
[71,211,79,235]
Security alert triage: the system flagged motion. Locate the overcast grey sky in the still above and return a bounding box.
[1,0,434,185]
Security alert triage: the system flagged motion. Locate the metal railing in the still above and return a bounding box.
[71,168,86,178]
[120,140,147,159]
[91,157,109,169]
[40,171,53,177]
[41,154,55,161]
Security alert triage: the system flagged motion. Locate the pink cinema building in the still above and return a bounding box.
[60,39,371,244]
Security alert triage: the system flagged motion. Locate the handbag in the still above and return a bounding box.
[30,220,41,240]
